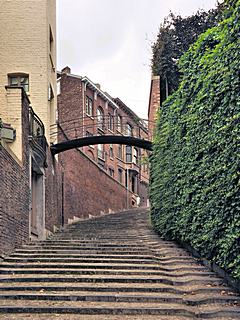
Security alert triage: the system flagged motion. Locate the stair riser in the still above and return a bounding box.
[0,277,218,286]
[0,270,213,277]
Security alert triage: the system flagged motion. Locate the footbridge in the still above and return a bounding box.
[50,115,153,155]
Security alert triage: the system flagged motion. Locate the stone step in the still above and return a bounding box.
[13,249,191,258]
[0,263,208,274]
[0,275,221,286]
[0,301,239,318]
[3,257,159,264]
[1,209,239,319]
[0,315,227,320]
[0,283,233,295]
[0,268,215,277]
[0,292,239,305]
[21,243,147,249]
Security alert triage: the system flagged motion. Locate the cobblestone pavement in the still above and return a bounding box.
[0,208,240,319]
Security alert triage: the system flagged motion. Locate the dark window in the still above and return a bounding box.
[118,144,123,159]
[49,25,54,53]
[109,168,114,177]
[131,175,136,193]
[86,96,93,116]
[118,168,123,183]
[126,145,132,163]
[8,74,29,92]
[48,83,54,101]
[109,144,114,158]
[108,113,114,131]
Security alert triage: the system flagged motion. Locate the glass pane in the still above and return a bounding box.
[10,77,18,85]
[21,77,29,91]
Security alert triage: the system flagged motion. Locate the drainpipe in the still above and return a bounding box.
[61,171,64,226]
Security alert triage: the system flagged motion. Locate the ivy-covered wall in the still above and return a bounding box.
[150,1,240,279]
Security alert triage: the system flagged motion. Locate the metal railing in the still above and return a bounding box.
[50,114,153,141]
[29,106,47,152]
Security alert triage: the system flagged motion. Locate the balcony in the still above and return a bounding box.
[29,106,47,168]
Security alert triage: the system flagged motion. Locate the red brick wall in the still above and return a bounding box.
[0,91,30,256]
[59,149,132,221]
[148,75,160,139]
[45,149,63,231]
[57,73,83,140]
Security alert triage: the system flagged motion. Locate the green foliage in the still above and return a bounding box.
[151,3,225,103]
[150,1,240,279]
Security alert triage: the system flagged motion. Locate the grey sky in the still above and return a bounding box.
[57,0,218,118]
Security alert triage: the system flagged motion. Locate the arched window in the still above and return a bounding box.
[133,148,138,165]
[126,123,133,136]
[108,113,114,131]
[117,114,122,132]
[97,107,104,130]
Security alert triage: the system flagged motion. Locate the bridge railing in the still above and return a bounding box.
[50,115,153,142]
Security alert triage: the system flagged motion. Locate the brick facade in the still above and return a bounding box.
[59,148,132,221]
[57,68,149,219]
[0,91,30,256]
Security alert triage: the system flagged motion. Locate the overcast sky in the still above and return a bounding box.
[57,0,218,119]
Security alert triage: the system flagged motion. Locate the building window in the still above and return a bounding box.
[97,144,104,159]
[133,148,138,165]
[118,168,123,183]
[117,115,122,132]
[126,123,133,136]
[108,113,114,131]
[126,145,132,163]
[86,96,93,116]
[109,144,114,158]
[48,83,54,101]
[109,168,114,177]
[49,25,54,53]
[118,144,123,159]
[8,74,29,92]
[57,80,61,95]
[131,175,136,193]
[97,107,104,130]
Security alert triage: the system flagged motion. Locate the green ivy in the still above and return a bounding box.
[150,1,240,279]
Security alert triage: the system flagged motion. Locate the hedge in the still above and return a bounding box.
[150,1,240,279]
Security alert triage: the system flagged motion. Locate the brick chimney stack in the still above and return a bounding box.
[61,66,71,74]
[148,75,160,140]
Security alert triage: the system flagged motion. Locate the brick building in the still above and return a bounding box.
[57,67,149,211]
[0,0,150,256]
[0,0,62,256]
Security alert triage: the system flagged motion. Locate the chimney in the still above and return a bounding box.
[61,66,71,74]
[148,75,160,140]
[95,83,101,89]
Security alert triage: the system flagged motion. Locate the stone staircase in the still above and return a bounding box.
[0,208,240,319]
